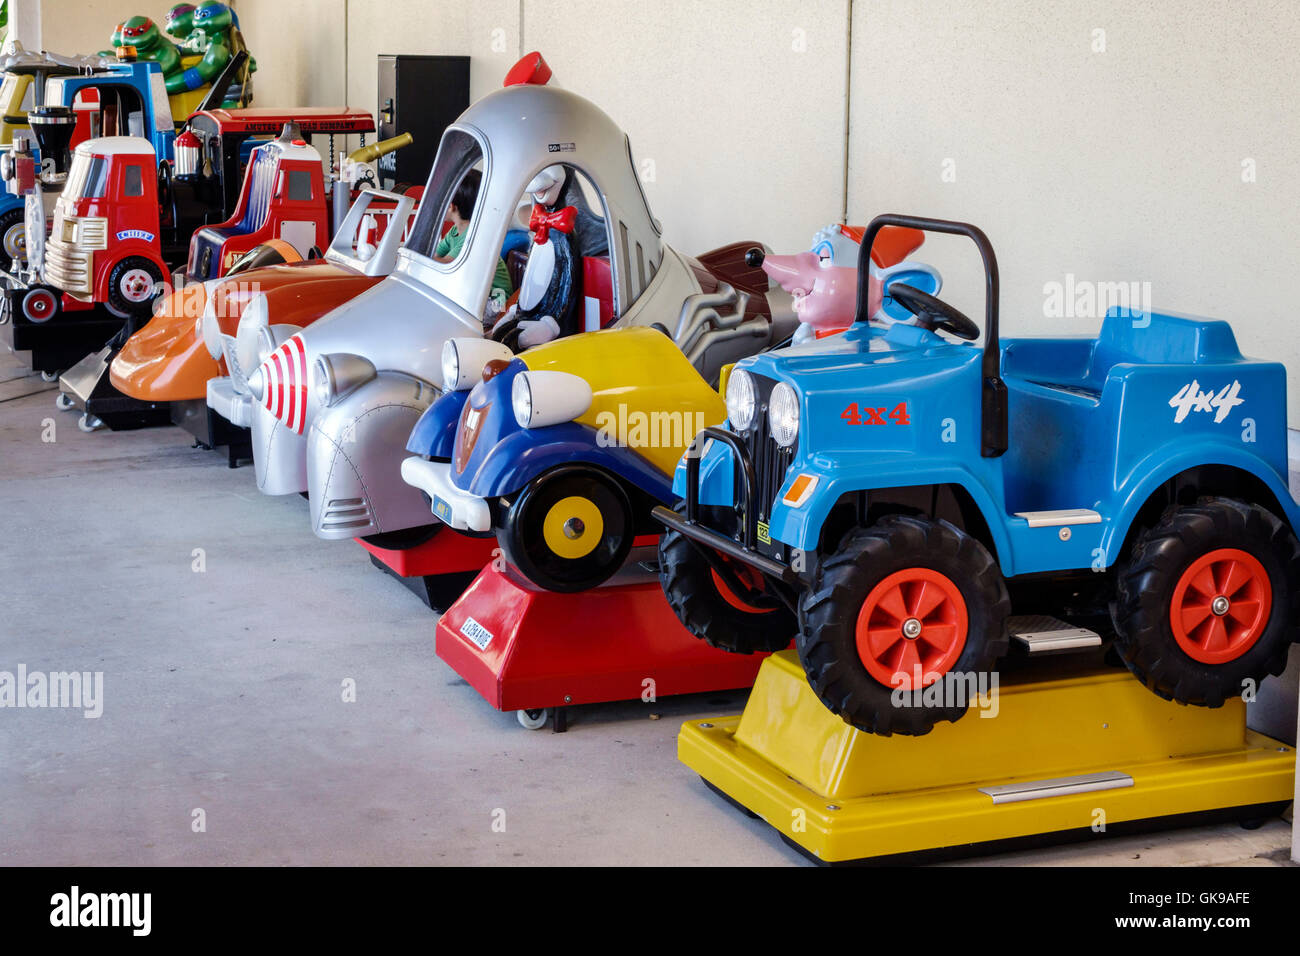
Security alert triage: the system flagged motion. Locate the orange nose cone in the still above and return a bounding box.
[110,283,222,401]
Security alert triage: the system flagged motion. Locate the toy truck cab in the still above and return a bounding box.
[657,213,1300,737]
[45,136,166,316]
[44,60,178,159]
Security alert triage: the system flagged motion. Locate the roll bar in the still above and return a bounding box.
[853,213,1008,458]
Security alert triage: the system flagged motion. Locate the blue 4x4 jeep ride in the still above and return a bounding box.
[655,214,1300,736]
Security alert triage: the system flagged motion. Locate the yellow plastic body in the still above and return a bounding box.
[519,326,726,476]
[0,72,33,146]
[347,132,412,165]
[679,651,1296,863]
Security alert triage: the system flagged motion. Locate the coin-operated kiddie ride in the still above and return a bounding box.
[238,53,783,602]
[44,113,397,432]
[0,51,227,373]
[657,213,1298,862]
[110,180,419,465]
[394,224,940,730]
[0,53,252,376]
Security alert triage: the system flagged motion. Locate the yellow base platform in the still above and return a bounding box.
[679,651,1295,864]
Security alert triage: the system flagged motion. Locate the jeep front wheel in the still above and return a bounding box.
[658,503,795,654]
[797,515,1010,736]
[1112,497,1300,706]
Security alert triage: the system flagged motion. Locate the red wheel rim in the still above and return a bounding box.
[26,290,54,321]
[855,568,967,689]
[711,561,776,615]
[1170,548,1271,664]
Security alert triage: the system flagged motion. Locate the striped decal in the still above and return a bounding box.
[259,334,310,435]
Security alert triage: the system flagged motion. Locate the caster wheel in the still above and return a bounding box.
[40,370,58,383]
[516,708,549,730]
[55,393,75,411]
[77,413,103,433]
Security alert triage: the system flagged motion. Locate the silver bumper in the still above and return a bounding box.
[400,456,492,533]
[206,376,254,427]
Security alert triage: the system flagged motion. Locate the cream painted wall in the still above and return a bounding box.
[850,0,1300,421]
[31,0,1300,420]
[38,0,126,55]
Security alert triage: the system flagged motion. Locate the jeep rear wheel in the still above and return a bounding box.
[106,256,164,318]
[498,467,634,593]
[658,503,795,654]
[797,515,1010,736]
[1112,497,1300,706]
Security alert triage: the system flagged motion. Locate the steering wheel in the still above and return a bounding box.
[888,283,980,341]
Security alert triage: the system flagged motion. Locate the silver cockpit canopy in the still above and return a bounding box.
[399,81,663,321]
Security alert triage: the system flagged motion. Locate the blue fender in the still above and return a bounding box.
[407,387,469,459]
[1101,444,1300,566]
[463,421,675,503]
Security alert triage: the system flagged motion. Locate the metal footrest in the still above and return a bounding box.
[1007,615,1102,653]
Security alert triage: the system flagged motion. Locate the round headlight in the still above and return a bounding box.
[441,340,460,392]
[200,281,223,359]
[512,373,533,428]
[769,381,800,448]
[314,356,334,408]
[725,368,758,431]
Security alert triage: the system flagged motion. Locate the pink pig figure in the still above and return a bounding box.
[762,223,941,344]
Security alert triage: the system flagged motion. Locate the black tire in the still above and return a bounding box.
[1111,497,1300,707]
[105,256,164,318]
[498,466,633,593]
[0,207,25,264]
[658,503,795,654]
[797,515,1010,736]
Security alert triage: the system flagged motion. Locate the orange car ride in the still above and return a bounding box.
[108,188,420,463]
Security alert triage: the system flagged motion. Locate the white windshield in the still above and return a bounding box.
[63,153,108,201]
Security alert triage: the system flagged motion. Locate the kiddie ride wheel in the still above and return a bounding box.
[517,708,549,731]
[104,256,165,320]
[796,514,1010,737]
[657,502,796,655]
[1111,496,1300,706]
[497,466,635,593]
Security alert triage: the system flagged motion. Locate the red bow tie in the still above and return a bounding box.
[530,205,577,244]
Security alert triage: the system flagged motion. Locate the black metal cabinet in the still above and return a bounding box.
[377,54,470,189]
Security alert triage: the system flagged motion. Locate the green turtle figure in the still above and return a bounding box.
[181,1,257,107]
[114,16,185,88]
[163,4,198,45]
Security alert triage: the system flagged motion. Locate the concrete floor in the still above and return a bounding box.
[0,348,1293,866]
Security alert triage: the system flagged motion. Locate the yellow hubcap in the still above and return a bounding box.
[542,496,604,559]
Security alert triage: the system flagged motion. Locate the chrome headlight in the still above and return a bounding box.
[314,352,377,409]
[725,368,757,431]
[199,282,223,358]
[442,337,513,392]
[768,381,800,448]
[235,292,272,376]
[512,370,593,429]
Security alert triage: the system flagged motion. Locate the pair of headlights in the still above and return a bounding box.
[442,338,592,430]
[725,369,799,448]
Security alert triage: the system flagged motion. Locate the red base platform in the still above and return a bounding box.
[436,561,769,718]
[357,527,499,611]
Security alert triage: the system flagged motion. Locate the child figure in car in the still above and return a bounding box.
[436,168,513,315]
